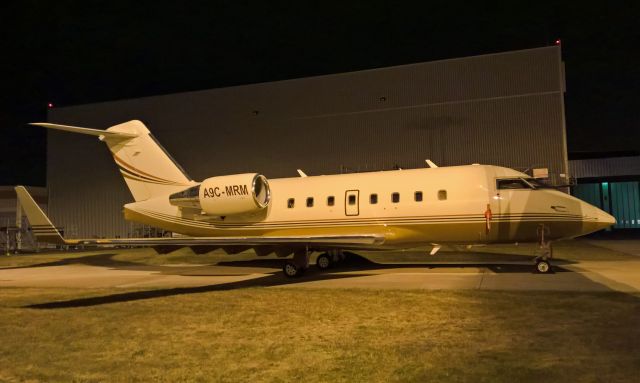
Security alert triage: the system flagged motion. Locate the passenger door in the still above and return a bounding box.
[345,190,359,216]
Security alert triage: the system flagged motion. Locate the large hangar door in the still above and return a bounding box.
[573,182,640,229]
[610,182,640,229]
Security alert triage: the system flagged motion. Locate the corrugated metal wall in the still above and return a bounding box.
[570,156,640,179]
[48,46,567,237]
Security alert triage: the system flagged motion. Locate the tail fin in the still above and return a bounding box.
[30,120,193,201]
[15,186,66,245]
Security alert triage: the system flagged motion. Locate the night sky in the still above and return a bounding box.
[2,1,639,186]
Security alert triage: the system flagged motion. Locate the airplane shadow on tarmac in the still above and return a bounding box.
[24,268,366,309]
[3,252,167,272]
[214,255,574,274]
[20,251,607,310]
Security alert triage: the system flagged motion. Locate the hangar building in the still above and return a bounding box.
[47,46,567,238]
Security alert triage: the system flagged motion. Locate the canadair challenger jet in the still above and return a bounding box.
[18,120,615,276]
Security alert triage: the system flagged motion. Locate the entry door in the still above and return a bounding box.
[345,190,360,216]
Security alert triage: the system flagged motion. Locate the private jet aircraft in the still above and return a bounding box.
[18,120,615,276]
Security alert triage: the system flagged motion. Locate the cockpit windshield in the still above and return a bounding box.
[523,178,555,189]
[497,178,556,190]
[497,178,531,190]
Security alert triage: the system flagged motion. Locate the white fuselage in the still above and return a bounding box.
[124,164,614,249]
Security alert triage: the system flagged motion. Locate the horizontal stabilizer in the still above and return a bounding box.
[29,123,138,140]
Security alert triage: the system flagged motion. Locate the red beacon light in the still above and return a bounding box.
[47,103,53,108]
[555,39,561,45]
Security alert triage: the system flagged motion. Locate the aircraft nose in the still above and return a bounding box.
[596,209,616,229]
[582,202,616,232]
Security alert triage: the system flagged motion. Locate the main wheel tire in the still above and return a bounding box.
[283,261,302,277]
[536,260,552,274]
[316,254,332,270]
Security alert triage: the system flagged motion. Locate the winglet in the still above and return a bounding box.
[15,186,66,245]
[296,169,308,177]
[425,159,438,168]
[29,122,138,141]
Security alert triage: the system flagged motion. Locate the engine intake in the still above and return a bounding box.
[170,173,271,216]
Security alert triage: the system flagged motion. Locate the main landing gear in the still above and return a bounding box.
[315,250,345,271]
[534,224,553,274]
[283,247,311,278]
[283,249,346,277]
[316,253,332,270]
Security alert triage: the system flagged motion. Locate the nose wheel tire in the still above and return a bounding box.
[316,254,332,270]
[283,261,305,278]
[535,260,552,274]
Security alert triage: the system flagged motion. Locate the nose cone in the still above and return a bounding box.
[581,203,616,235]
[597,210,616,228]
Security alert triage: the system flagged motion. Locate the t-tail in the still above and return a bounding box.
[30,120,194,201]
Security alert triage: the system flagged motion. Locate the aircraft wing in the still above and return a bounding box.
[15,186,385,248]
[62,234,383,247]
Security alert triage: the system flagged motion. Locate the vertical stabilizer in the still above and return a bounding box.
[30,120,194,201]
[102,120,193,201]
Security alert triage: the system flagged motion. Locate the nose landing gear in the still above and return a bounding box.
[534,224,553,274]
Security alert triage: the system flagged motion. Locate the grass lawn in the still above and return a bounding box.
[0,287,639,382]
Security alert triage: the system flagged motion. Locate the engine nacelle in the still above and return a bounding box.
[169,173,271,216]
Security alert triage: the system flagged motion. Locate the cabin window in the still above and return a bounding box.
[414,191,423,202]
[348,195,356,205]
[370,193,378,204]
[327,196,335,206]
[497,179,532,190]
[306,197,314,207]
[287,198,295,208]
[438,190,447,200]
[392,192,400,203]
